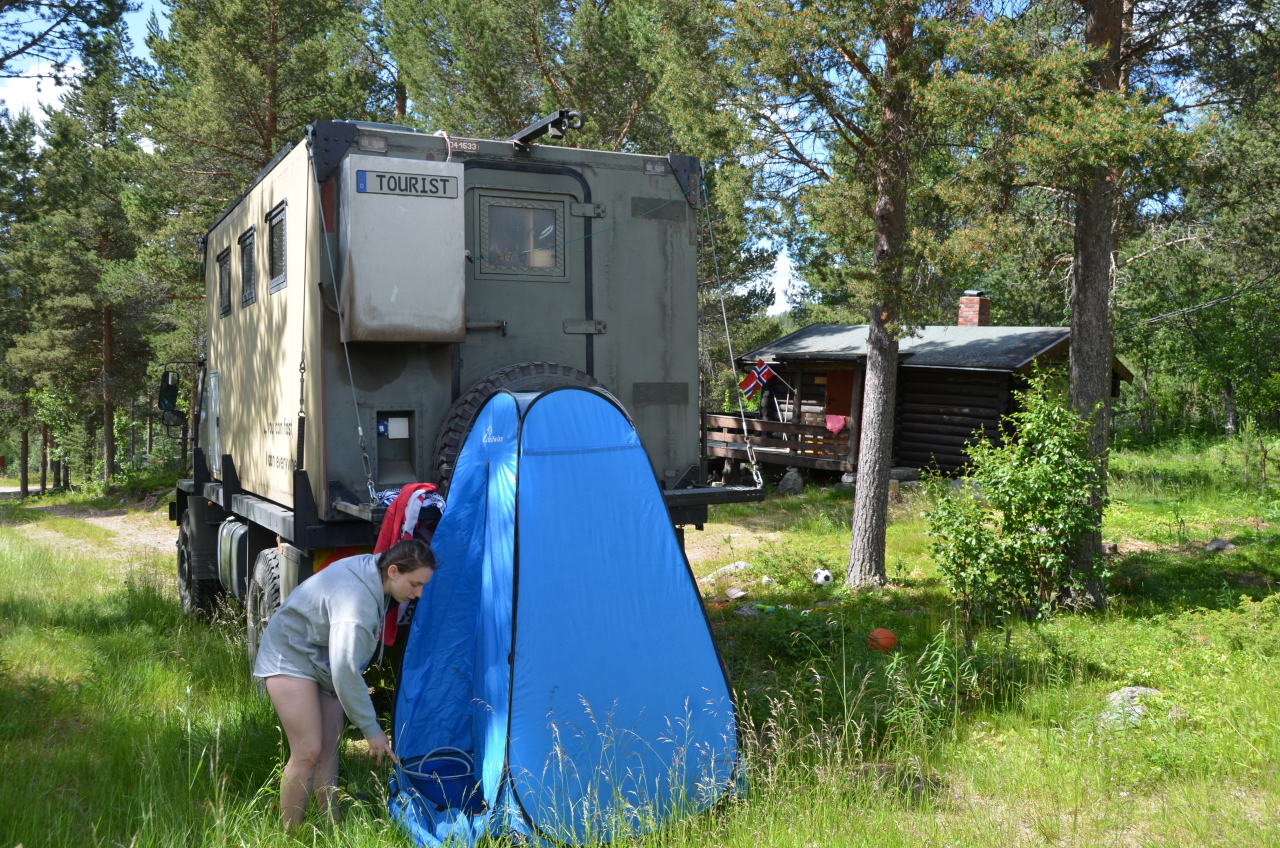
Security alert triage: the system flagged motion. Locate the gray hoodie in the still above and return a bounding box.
[252,553,387,739]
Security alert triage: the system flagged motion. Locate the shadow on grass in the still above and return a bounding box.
[0,575,393,847]
[1108,543,1280,615]
[710,548,1280,747]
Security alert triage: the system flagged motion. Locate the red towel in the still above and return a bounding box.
[375,482,439,554]
[375,483,439,645]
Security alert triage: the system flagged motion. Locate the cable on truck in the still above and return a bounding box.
[700,171,763,490]
[304,135,379,503]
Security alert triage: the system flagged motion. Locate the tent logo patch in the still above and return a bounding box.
[482,426,504,444]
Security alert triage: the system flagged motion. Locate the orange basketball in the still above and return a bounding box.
[867,628,897,652]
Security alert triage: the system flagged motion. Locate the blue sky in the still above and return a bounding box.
[0,0,164,120]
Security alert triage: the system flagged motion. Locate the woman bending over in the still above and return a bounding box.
[253,538,435,829]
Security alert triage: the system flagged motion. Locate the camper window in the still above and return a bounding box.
[217,249,231,317]
[479,196,564,277]
[239,227,256,306]
[268,202,287,293]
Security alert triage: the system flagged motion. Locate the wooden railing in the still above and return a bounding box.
[702,413,855,473]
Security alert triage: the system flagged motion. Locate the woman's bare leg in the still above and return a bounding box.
[313,691,346,820]
[265,676,328,830]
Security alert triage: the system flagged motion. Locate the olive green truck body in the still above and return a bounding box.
[170,119,759,613]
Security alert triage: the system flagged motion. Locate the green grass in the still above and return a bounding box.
[0,535,399,848]
[34,515,118,543]
[2,438,1280,846]
[0,502,119,543]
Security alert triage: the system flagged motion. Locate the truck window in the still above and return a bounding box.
[480,197,563,276]
[239,228,256,306]
[217,249,231,317]
[268,202,286,292]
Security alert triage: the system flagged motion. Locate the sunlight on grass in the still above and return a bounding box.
[2,436,1280,847]
[37,516,116,543]
[0,529,402,848]
[690,439,1280,847]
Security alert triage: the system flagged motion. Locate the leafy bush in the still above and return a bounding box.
[924,372,1107,636]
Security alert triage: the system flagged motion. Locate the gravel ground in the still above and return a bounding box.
[5,500,176,569]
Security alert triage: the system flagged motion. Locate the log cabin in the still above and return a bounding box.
[705,292,1133,476]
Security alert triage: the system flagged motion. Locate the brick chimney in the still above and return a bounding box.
[958,290,991,326]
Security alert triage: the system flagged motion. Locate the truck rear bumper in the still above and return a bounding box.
[662,485,765,526]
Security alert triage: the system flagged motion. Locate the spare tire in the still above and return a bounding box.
[432,361,615,492]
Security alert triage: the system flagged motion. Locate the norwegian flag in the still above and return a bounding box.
[738,359,776,399]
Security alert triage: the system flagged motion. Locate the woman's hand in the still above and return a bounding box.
[368,730,399,765]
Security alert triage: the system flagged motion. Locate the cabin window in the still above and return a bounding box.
[267,202,287,292]
[216,249,231,317]
[479,196,564,276]
[239,227,256,306]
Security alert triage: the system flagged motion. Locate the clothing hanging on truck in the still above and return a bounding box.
[376,483,445,645]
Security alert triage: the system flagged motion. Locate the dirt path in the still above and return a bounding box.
[682,521,782,571]
[3,501,176,569]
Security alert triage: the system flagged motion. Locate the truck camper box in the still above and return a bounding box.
[166,115,762,637]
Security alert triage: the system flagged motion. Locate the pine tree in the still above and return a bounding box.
[124,0,392,439]
[7,37,155,483]
[707,0,992,588]
[0,0,127,78]
[919,0,1255,604]
[385,0,676,150]
[0,108,38,493]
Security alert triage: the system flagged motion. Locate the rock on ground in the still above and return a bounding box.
[1100,686,1162,728]
[777,468,805,495]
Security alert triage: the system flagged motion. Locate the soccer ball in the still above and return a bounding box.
[811,568,834,586]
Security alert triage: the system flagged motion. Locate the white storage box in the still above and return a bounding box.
[338,154,466,342]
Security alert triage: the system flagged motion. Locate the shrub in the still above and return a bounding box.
[924,372,1107,638]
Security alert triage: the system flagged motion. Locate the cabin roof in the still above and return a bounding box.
[742,324,1078,372]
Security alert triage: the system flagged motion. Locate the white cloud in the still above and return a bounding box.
[766,252,793,315]
[0,61,75,123]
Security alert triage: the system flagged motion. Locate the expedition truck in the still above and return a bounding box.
[161,113,762,654]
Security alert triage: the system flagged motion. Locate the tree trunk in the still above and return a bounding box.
[102,307,115,482]
[263,1,280,166]
[51,435,61,492]
[85,419,95,484]
[39,423,47,495]
[846,15,912,589]
[846,307,899,588]
[1223,378,1239,434]
[395,71,407,118]
[18,396,29,498]
[182,372,199,472]
[1066,0,1124,610]
[146,416,154,456]
[62,456,69,488]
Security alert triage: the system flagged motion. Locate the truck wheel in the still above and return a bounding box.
[432,361,614,491]
[177,512,218,618]
[246,548,283,669]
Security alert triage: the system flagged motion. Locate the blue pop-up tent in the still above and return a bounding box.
[389,387,738,846]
